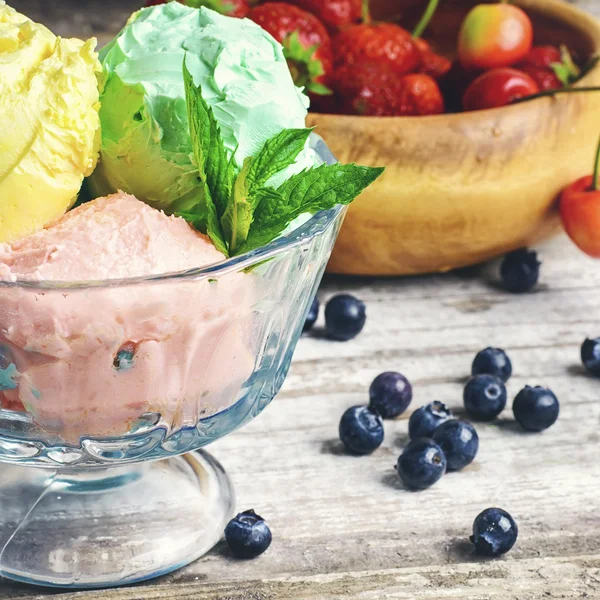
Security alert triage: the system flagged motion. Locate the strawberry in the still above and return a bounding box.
[334,63,444,116]
[249,3,333,95]
[266,0,362,34]
[144,0,251,18]
[516,44,580,90]
[414,38,452,80]
[518,45,562,69]
[334,22,419,74]
[519,66,562,91]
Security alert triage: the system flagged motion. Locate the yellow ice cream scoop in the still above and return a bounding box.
[0,1,101,244]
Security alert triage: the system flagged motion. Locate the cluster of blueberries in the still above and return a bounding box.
[221,270,600,560]
[337,346,565,557]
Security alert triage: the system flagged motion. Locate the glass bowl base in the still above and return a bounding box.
[0,450,235,589]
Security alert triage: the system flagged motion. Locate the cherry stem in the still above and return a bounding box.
[362,0,371,24]
[512,86,600,104]
[412,0,439,38]
[593,135,600,192]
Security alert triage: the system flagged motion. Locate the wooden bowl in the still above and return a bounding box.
[308,0,600,276]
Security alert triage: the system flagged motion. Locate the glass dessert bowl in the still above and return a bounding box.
[0,139,342,589]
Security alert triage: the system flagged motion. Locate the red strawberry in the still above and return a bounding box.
[334,63,444,116]
[333,21,419,74]
[249,3,333,95]
[519,66,562,91]
[144,0,251,18]
[516,44,579,90]
[413,38,452,80]
[518,45,561,69]
[266,0,362,34]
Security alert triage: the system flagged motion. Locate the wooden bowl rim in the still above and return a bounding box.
[312,0,600,125]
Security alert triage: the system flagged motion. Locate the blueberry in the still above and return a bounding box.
[408,401,452,440]
[470,508,518,557]
[303,297,319,333]
[500,248,540,294]
[369,372,412,419]
[325,294,366,341]
[225,510,272,559]
[472,347,512,382]
[433,420,479,471]
[396,439,447,490]
[464,375,507,422]
[513,386,559,432]
[581,338,600,376]
[339,406,384,455]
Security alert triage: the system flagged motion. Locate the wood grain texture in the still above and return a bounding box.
[1,1,600,599]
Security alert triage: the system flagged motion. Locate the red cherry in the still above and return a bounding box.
[560,137,600,258]
[462,68,540,112]
[560,175,600,258]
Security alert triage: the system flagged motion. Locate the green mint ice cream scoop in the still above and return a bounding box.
[88,3,319,216]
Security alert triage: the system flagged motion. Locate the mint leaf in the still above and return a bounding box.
[235,164,385,255]
[183,60,231,254]
[178,208,228,256]
[249,128,313,190]
[220,157,255,254]
[183,60,234,221]
[277,163,385,213]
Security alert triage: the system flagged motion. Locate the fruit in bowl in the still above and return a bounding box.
[303,0,600,275]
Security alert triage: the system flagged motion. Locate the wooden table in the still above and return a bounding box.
[3,1,600,598]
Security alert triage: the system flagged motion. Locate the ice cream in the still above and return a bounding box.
[88,3,320,217]
[0,193,254,441]
[0,1,101,244]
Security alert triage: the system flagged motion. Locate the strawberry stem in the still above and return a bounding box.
[413,0,439,38]
[513,86,600,104]
[362,0,371,24]
[593,135,600,192]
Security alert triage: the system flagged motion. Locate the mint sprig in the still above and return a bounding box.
[179,59,384,257]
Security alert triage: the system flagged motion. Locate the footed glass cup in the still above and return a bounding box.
[0,138,343,588]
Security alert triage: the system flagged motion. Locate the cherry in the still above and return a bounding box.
[462,68,539,112]
[458,3,533,71]
[560,137,600,258]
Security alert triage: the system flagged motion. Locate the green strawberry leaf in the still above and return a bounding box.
[307,81,333,96]
[551,45,581,86]
[235,164,385,255]
[283,31,332,96]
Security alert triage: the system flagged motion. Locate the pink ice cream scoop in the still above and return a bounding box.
[0,193,255,442]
